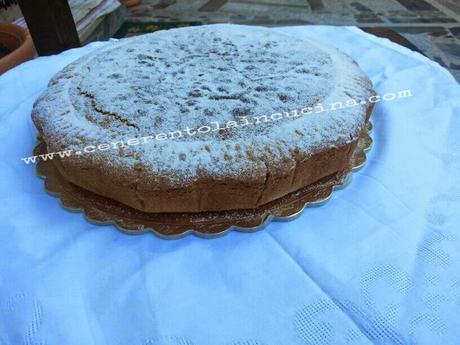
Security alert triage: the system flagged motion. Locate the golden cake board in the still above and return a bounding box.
[35,122,372,238]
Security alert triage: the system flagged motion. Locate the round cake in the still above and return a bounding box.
[32,24,375,213]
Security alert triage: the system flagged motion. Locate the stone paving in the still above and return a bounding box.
[126,0,460,82]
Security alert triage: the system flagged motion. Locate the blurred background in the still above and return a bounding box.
[0,0,459,81]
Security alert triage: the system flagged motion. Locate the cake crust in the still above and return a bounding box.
[32,24,375,213]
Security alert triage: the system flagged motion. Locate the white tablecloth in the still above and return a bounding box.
[0,26,459,345]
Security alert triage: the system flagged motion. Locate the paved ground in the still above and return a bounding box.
[126,0,460,82]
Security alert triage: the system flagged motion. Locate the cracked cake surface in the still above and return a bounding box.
[32,24,374,213]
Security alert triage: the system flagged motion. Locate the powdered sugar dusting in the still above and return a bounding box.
[33,24,374,187]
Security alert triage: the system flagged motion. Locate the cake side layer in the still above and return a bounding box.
[50,138,358,212]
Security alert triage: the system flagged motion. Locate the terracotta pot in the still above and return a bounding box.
[122,0,142,8]
[0,22,36,75]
